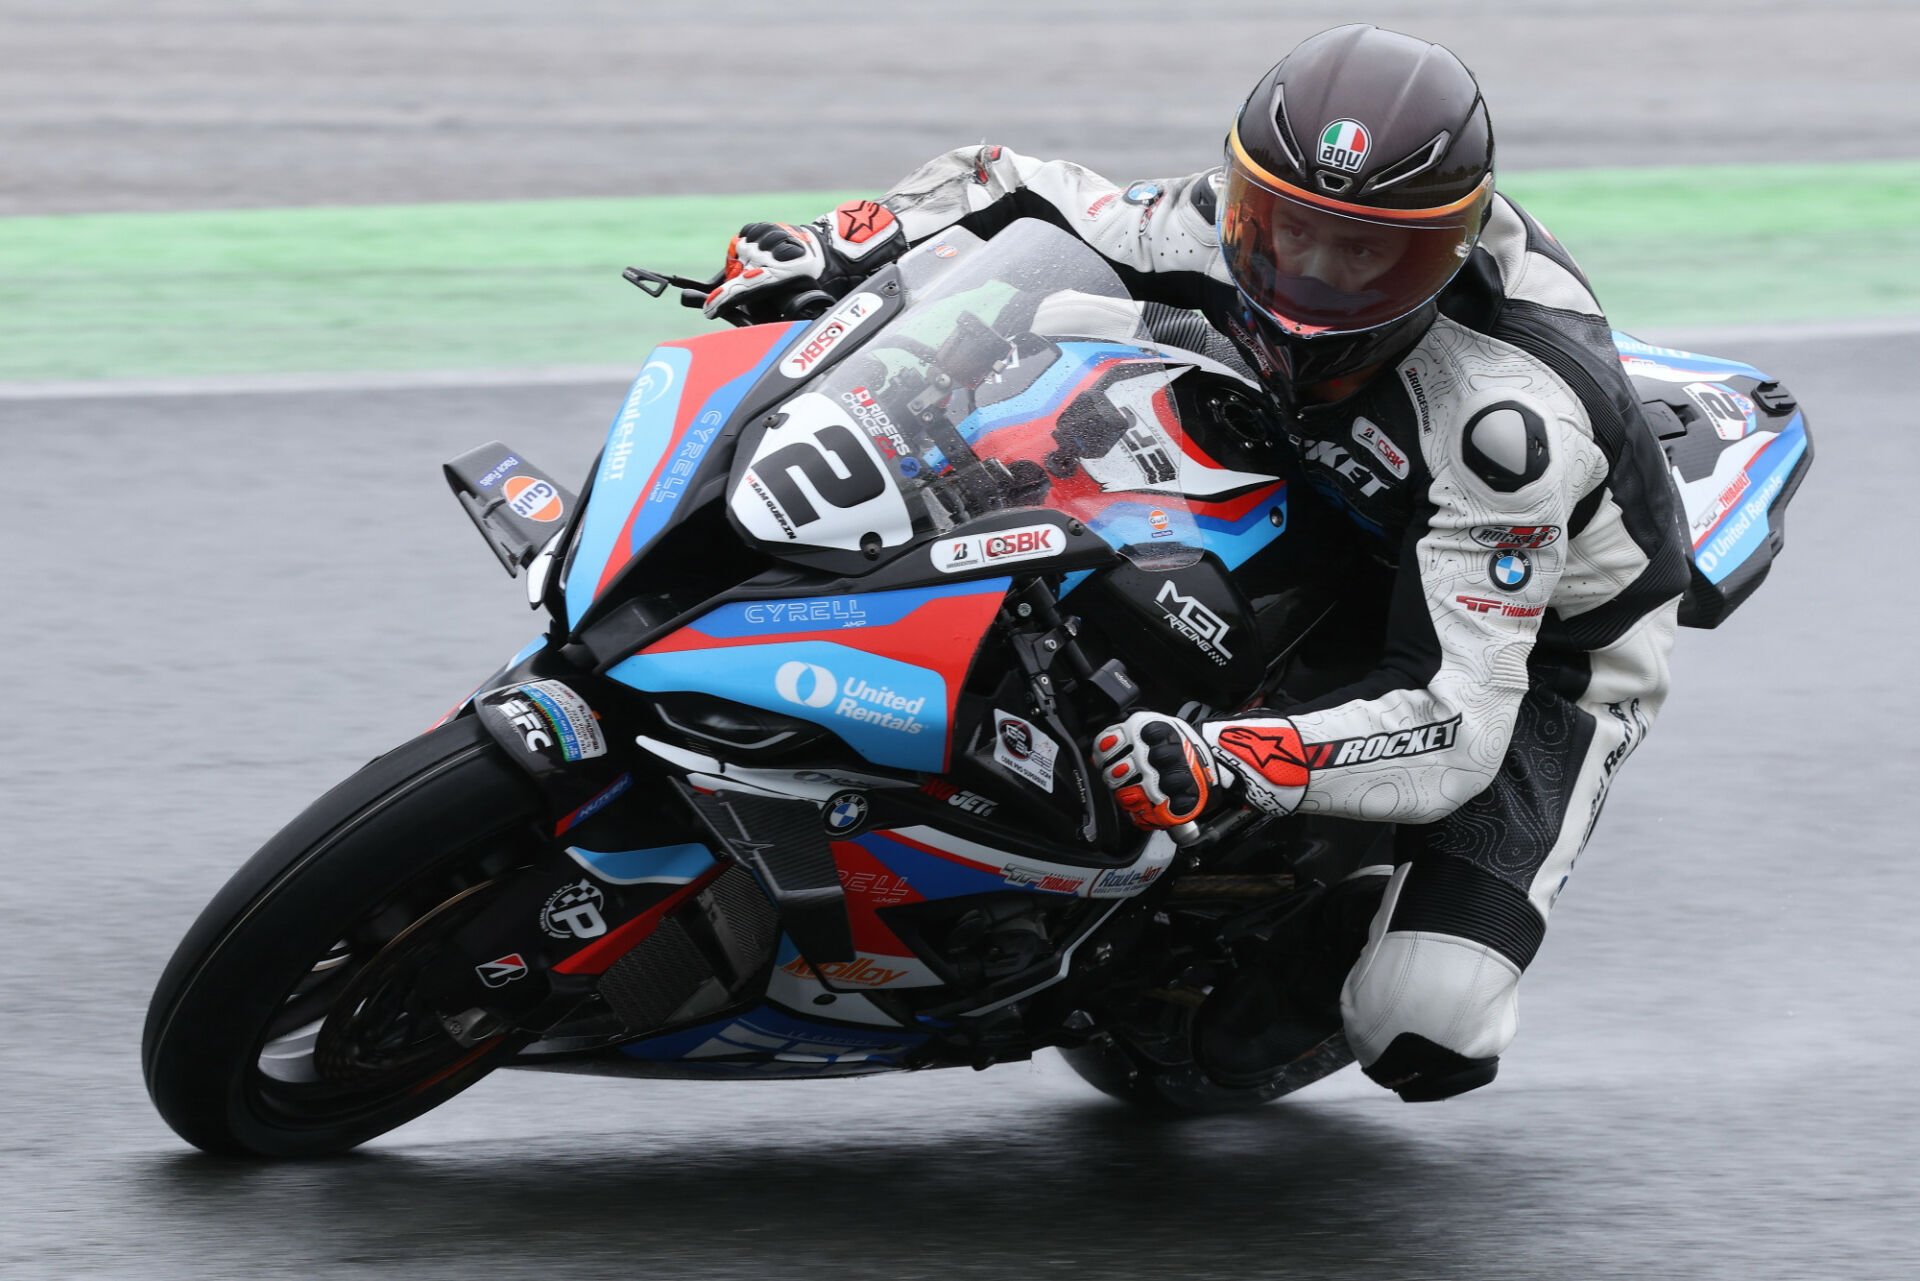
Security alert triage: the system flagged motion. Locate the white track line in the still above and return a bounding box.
[3,316,1916,403]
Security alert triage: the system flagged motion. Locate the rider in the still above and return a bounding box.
[701,24,1689,1102]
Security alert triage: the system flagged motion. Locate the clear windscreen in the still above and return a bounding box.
[806,220,1204,569]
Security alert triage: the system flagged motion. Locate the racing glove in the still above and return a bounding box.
[1200,716,1313,818]
[702,199,905,323]
[1094,712,1218,832]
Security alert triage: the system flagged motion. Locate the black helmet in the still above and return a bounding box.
[1220,25,1494,389]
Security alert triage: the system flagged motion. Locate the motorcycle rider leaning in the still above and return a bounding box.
[703,24,1689,1102]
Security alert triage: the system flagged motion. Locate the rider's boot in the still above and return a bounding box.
[1193,866,1390,1088]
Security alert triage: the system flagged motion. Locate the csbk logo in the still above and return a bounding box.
[781,292,883,377]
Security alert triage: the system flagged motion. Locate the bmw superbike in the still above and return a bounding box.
[143,220,1811,1156]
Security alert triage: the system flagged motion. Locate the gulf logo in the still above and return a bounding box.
[505,475,563,523]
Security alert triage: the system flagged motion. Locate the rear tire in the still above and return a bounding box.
[142,717,543,1158]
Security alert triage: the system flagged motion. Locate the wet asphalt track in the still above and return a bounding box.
[6,2,1920,1278]
[6,336,1916,1281]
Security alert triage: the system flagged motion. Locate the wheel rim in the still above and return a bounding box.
[248,874,513,1129]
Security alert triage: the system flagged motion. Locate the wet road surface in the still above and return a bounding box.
[4,333,1917,1279]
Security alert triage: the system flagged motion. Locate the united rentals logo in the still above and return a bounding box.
[1318,119,1372,173]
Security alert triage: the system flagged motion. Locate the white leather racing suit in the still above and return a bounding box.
[875,143,1691,1093]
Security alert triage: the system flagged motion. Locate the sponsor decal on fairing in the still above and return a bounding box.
[930,523,1065,573]
[822,790,871,835]
[993,710,1060,793]
[504,474,564,522]
[1683,382,1757,442]
[781,291,884,378]
[476,455,522,489]
[475,953,529,988]
[1155,579,1234,666]
[540,879,608,940]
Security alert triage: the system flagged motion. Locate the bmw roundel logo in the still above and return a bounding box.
[1489,550,1532,592]
[823,790,870,835]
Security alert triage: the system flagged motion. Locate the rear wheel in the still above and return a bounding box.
[143,717,544,1158]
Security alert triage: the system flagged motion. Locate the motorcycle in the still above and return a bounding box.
[142,219,1812,1156]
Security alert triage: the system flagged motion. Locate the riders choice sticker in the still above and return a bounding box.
[993,710,1059,793]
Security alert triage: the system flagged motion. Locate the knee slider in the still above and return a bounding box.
[1364,1032,1500,1102]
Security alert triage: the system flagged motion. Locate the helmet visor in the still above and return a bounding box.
[1220,144,1491,337]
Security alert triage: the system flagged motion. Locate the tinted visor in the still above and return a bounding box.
[1220,145,1491,337]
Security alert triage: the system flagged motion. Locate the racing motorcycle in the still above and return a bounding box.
[142,220,1811,1157]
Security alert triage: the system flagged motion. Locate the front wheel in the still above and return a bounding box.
[142,717,544,1158]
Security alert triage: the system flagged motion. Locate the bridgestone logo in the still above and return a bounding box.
[1309,715,1462,768]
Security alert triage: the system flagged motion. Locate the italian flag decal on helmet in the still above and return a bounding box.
[1318,119,1370,172]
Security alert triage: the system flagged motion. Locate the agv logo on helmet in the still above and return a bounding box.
[1317,120,1371,173]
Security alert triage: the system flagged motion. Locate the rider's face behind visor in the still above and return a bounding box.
[1219,136,1492,340]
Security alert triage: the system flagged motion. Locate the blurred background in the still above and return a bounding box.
[4,2,1917,1278]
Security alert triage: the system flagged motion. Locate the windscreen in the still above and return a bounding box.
[801,220,1206,570]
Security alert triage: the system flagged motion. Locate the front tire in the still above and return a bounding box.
[143,717,543,1157]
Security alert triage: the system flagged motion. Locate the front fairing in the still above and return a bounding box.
[724,222,1280,581]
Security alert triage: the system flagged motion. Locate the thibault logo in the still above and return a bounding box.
[1318,119,1371,172]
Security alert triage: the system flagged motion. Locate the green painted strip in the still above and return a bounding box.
[1,162,1915,383]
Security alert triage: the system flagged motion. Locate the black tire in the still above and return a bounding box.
[1058,1025,1354,1114]
[142,717,544,1158]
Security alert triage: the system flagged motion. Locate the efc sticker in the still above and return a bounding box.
[781,291,884,378]
[504,474,563,522]
[1318,119,1371,172]
[993,710,1060,793]
[475,953,529,988]
[931,523,1064,573]
[1350,417,1410,479]
[1471,524,1561,550]
[509,680,608,762]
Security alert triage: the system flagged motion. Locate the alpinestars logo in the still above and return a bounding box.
[1155,580,1234,665]
[1214,724,1313,787]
